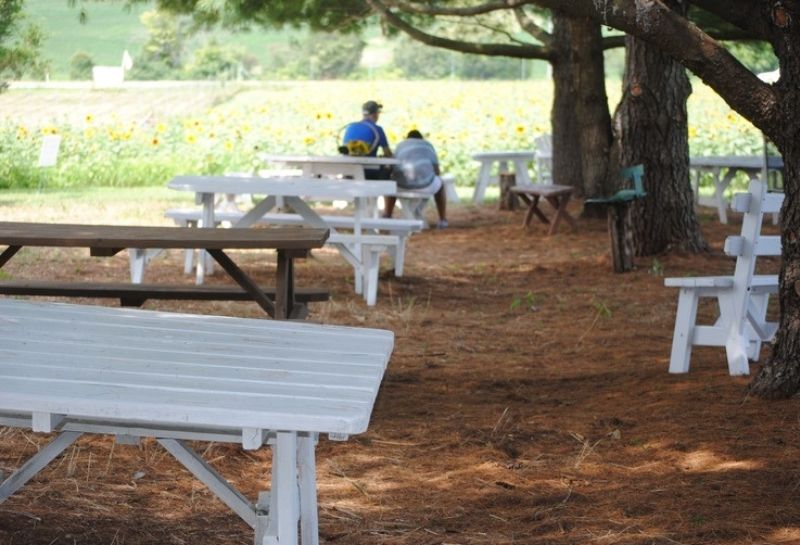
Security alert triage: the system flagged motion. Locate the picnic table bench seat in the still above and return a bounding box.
[0,280,329,312]
[664,180,782,375]
[0,299,393,545]
[165,208,423,278]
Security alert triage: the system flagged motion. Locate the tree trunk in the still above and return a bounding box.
[570,17,612,200]
[749,8,800,397]
[613,0,706,256]
[549,13,584,193]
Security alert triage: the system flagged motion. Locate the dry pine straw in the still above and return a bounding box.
[0,201,798,545]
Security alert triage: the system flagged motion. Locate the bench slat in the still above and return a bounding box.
[0,280,328,305]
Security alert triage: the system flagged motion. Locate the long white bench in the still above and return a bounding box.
[665,180,782,375]
[0,299,393,545]
[166,209,423,277]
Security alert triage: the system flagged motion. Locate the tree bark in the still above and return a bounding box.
[550,13,584,193]
[570,17,612,199]
[613,0,706,256]
[749,5,800,398]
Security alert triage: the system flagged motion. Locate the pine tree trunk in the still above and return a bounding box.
[613,0,706,256]
[570,17,612,200]
[550,13,584,192]
[749,9,800,396]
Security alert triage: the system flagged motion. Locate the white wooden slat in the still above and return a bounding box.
[754,235,781,256]
[762,193,784,214]
[0,331,390,371]
[0,364,376,404]
[1,299,394,351]
[0,349,383,387]
[0,377,377,434]
[168,175,396,200]
[1,305,393,361]
[664,276,733,289]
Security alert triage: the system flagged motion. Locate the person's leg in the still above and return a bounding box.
[384,196,397,218]
[434,187,447,223]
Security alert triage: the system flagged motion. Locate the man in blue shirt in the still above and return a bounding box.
[342,101,393,167]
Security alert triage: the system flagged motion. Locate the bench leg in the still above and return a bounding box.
[0,431,83,503]
[669,288,700,373]
[129,249,146,284]
[721,291,751,376]
[363,247,383,306]
[392,235,407,277]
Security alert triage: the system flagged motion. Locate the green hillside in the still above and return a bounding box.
[23,0,304,79]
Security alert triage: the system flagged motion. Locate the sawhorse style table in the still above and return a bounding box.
[510,183,577,235]
[471,150,535,203]
[0,299,394,545]
[0,222,328,319]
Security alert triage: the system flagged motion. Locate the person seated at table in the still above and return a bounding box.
[340,100,393,179]
[384,129,448,229]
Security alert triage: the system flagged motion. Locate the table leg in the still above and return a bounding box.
[715,168,736,224]
[197,192,216,284]
[545,194,576,235]
[298,433,319,545]
[0,245,21,269]
[207,249,277,318]
[267,431,300,545]
[473,161,493,204]
[275,250,300,320]
[513,159,533,186]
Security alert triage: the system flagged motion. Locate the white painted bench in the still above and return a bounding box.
[165,208,423,306]
[166,208,422,278]
[665,180,782,375]
[0,299,393,545]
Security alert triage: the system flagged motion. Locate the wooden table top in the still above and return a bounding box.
[0,222,329,250]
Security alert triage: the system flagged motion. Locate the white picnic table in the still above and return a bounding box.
[260,153,398,180]
[471,150,535,203]
[690,155,784,223]
[0,298,393,545]
[167,175,398,305]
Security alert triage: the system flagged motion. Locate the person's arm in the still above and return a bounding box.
[381,145,393,158]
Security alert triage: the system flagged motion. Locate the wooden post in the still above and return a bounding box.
[499,173,518,210]
[608,203,634,273]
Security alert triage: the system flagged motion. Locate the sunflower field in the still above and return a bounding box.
[0,80,764,190]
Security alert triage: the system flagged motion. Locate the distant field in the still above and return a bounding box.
[0,80,764,190]
[24,0,303,79]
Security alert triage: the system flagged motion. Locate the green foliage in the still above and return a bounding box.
[186,39,247,80]
[510,291,537,311]
[724,41,778,73]
[128,8,191,79]
[275,33,365,80]
[69,50,94,80]
[0,0,47,85]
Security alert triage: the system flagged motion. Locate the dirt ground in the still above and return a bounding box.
[0,197,797,545]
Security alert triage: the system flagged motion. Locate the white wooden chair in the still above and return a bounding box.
[664,180,782,375]
[534,134,553,184]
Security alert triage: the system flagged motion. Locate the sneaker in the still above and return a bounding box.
[436,219,449,229]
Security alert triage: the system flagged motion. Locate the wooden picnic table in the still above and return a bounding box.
[0,221,329,319]
[510,183,577,235]
[0,298,394,545]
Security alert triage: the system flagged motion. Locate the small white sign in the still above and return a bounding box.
[38,134,61,167]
